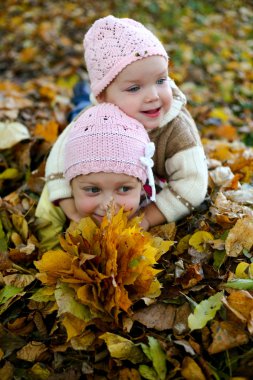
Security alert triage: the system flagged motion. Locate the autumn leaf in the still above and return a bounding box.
[189,231,214,252]
[235,262,253,279]
[16,341,48,362]
[0,122,30,149]
[208,321,249,354]
[188,292,224,331]
[0,285,23,305]
[222,290,253,329]
[225,216,253,257]
[1,1,253,377]
[34,208,172,329]
[225,279,253,290]
[140,336,167,380]
[100,332,145,364]
[33,120,59,143]
[181,356,206,380]
[132,302,176,331]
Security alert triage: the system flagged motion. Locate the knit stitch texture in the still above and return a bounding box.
[84,15,168,96]
[64,103,155,186]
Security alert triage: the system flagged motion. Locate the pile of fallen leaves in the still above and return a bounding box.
[1,1,253,379]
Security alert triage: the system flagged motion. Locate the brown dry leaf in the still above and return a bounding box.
[210,192,253,226]
[176,264,203,289]
[7,317,34,336]
[208,321,249,354]
[3,274,35,288]
[119,368,141,380]
[225,216,253,256]
[70,329,96,350]
[132,302,176,331]
[173,303,191,335]
[181,356,206,380]
[149,222,177,240]
[16,341,48,362]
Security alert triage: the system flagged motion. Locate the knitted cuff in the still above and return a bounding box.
[155,188,191,222]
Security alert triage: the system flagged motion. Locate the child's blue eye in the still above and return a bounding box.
[119,186,131,193]
[127,86,140,92]
[84,187,100,193]
[157,78,167,85]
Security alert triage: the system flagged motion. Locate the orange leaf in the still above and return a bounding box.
[34,120,59,143]
[215,124,238,141]
[19,47,38,63]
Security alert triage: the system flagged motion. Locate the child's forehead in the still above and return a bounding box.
[74,172,139,184]
[114,56,168,81]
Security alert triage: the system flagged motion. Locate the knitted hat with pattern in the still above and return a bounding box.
[84,15,168,97]
[64,103,156,200]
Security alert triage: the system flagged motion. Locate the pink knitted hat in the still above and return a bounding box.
[84,15,168,97]
[64,103,156,200]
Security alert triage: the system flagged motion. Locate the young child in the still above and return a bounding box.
[44,15,208,230]
[35,103,155,251]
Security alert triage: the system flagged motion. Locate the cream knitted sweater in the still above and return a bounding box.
[45,79,208,222]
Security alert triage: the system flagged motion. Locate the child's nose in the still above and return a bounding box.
[100,194,114,211]
[145,86,159,102]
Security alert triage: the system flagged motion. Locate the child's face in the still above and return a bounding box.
[71,172,142,224]
[98,56,173,131]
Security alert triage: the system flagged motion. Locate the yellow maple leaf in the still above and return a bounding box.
[189,231,214,252]
[235,262,253,279]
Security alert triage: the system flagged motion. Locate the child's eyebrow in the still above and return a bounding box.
[124,70,168,84]
[123,79,140,84]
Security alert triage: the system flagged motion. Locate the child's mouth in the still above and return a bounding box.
[92,214,104,222]
[142,107,161,118]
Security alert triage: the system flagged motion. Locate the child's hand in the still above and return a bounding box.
[140,202,166,231]
[59,198,81,222]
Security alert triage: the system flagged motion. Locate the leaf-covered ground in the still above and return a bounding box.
[1,1,253,379]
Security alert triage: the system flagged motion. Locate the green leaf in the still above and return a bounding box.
[55,282,92,321]
[0,220,8,252]
[140,337,167,380]
[225,279,253,290]
[188,291,224,331]
[0,168,19,180]
[213,250,227,270]
[148,336,167,380]
[139,365,159,380]
[140,343,152,361]
[30,287,55,302]
[0,285,23,305]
